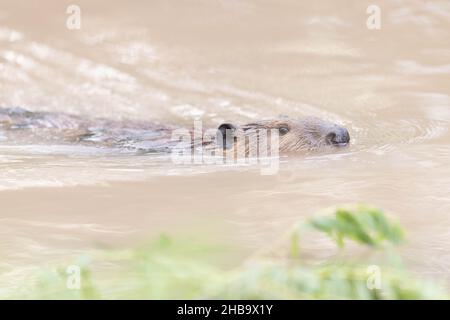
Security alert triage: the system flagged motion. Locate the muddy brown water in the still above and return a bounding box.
[1,0,450,293]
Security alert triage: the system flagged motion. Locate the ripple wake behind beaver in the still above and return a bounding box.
[0,107,350,155]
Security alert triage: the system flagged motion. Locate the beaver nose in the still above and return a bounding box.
[325,126,350,146]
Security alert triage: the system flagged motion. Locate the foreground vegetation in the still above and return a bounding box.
[5,205,447,299]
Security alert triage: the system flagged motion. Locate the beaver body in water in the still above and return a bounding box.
[0,107,350,154]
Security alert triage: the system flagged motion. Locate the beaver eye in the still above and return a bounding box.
[278,126,290,136]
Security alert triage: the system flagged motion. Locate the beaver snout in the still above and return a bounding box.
[325,126,350,146]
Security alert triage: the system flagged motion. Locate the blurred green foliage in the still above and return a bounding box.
[2,205,447,299]
[309,205,404,248]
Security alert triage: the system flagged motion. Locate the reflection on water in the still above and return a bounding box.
[0,0,450,292]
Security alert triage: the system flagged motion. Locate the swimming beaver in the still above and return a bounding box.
[0,107,350,154]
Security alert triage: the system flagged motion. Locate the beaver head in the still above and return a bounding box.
[216,117,350,153]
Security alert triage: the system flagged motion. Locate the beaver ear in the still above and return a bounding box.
[217,123,237,149]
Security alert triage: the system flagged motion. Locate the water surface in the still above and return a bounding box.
[1,0,450,292]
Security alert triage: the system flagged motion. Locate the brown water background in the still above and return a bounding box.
[1,0,450,293]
